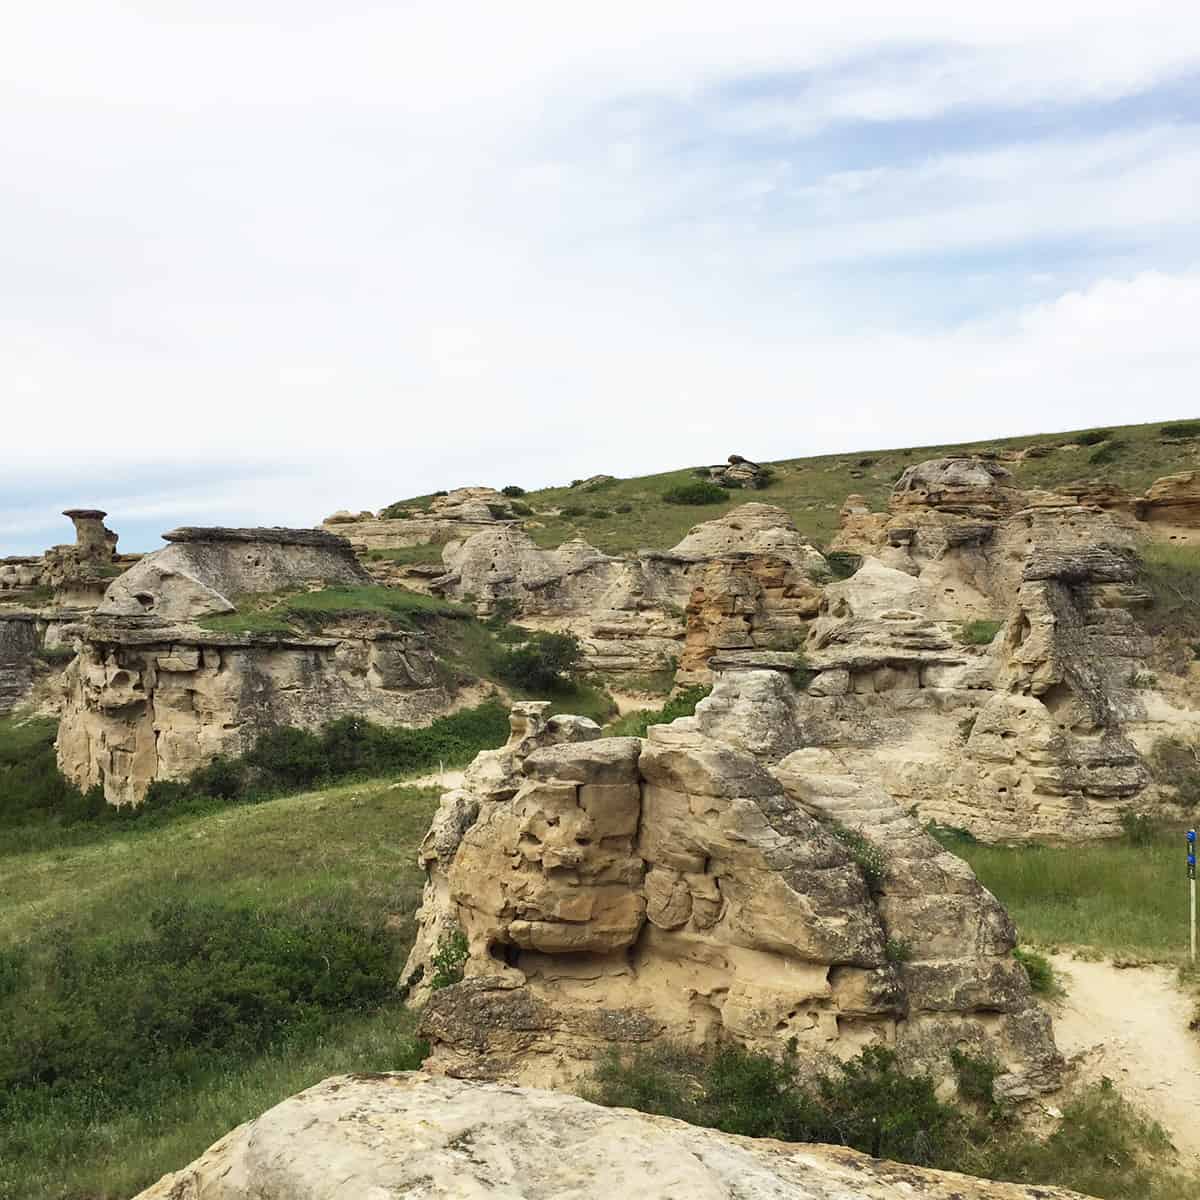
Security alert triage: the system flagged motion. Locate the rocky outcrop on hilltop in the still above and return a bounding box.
[133,1073,1093,1200]
[403,702,1061,1095]
[321,486,522,551]
[0,509,139,715]
[55,525,460,805]
[99,526,370,620]
[429,503,829,683]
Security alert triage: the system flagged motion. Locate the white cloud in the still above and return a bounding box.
[1,4,1199,553]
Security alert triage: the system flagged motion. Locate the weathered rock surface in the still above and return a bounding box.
[322,487,521,550]
[133,1073,1094,1200]
[56,616,455,805]
[405,714,1062,1093]
[430,504,828,683]
[99,526,369,621]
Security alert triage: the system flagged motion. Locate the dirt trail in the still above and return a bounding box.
[1048,953,1200,1162]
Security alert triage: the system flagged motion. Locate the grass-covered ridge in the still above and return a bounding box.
[378,416,1200,555]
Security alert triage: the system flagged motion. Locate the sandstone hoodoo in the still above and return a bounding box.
[0,507,138,716]
[321,486,523,551]
[133,1073,1092,1200]
[403,698,1062,1096]
[55,524,462,805]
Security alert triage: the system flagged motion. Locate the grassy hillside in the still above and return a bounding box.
[0,772,438,1200]
[387,417,1200,555]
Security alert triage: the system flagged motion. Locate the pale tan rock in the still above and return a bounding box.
[407,716,1061,1094]
[133,1073,1095,1200]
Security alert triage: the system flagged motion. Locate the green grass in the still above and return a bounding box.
[605,685,710,738]
[364,542,449,566]
[946,830,1194,961]
[372,417,1200,556]
[960,619,1004,645]
[0,777,438,1200]
[197,585,469,635]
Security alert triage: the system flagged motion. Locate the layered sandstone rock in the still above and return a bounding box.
[405,712,1062,1095]
[133,1073,1093,1200]
[99,526,369,621]
[1136,471,1200,531]
[321,487,521,550]
[56,615,454,805]
[430,504,828,683]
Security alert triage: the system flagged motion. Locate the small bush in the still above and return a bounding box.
[485,503,511,520]
[750,466,776,490]
[561,505,588,518]
[828,823,888,892]
[493,631,582,692]
[1147,736,1200,806]
[1119,807,1158,845]
[606,686,711,738]
[884,937,913,964]
[1075,429,1113,446]
[429,930,469,990]
[662,480,728,506]
[823,551,862,581]
[960,619,1004,645]
[509,501,533,517]
[589,508,612,519]
[1160,422,1200,440]
[380,504,413,519]
[1013,947,1061,996]
[500,485,526,497]
[1088,439,1125,465]
[950,1047,999,1105]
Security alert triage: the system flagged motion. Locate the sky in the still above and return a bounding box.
[2,2,1199,554]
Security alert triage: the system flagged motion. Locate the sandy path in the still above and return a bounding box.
[1048,954,1200,1162]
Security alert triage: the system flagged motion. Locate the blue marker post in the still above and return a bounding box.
[1189,830,1196,964]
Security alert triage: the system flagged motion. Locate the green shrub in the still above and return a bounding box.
[750,466,776,490]
[823,551,862,581]
[589,508,612,519]
[485,503,511,520]
[949,1047,1000,1106]
[1013,947,1061,996]
[1089,439,1125,465]
[429,930,469,990]
[561,505,588,518]
[0,899,395,1108]
[828,823,888,892]
[493,631,582,692]
[591,1042,966,1167]
[509,501,533,517]
[1160,422,1200,439]
[500,485,526,497]
[1119,807,1158,845]
[884,937,913,964]
[662,480,728,506]
[0,718,105,831]
[1075,429,1113,446]
[960,619,1004,645]
[1146,736,1200,806]
[606,686,711,738]
[380,504,413,519]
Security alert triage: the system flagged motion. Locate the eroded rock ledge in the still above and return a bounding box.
[403,702,1062,1098]
[133,1073,1093,1200]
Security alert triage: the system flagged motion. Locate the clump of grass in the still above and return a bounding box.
[429,929,469,990]
[823,551,862,581]
[1013,946,1062,996]
[1160,422,1200,440]
[606,685,711,738]
[960,618,1004,645]
[884,936,913,964]
[1075,428,1114,446]
[1089,439,1126,465]
[662,480,729,506]
[364,542,449,566]
[828,822,888,892]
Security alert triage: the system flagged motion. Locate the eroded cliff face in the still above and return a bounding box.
[403,702,1061,1097]
[55,525,459,804]
[426,503,829,684]
[56,617,453,805]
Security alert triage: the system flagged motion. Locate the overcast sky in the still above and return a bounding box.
[3,3,1199,555]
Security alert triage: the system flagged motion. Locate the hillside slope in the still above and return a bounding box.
[380,418,1200,555]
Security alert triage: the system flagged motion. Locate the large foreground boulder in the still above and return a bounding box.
[134,1073,1092,1200]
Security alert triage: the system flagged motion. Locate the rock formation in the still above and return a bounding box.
[55,525,460,804]
[321,486,522,551]
[99,526,371,620]
[133,1073,1093,1200]
[693,453,774,489]
[404,700,1062,1096]
[428,503,828,683]
[0,509,137,715]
